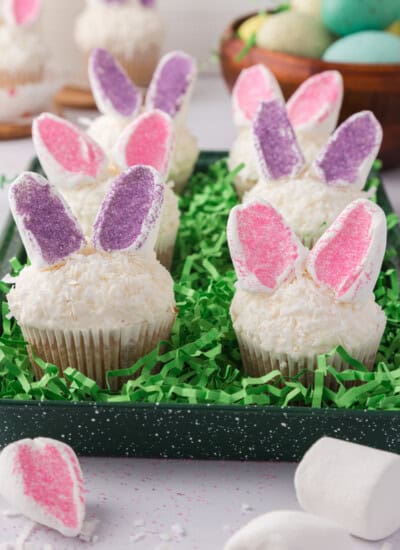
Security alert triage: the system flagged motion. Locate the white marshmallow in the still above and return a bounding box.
[224,510,354,550]
[295,437,400,541]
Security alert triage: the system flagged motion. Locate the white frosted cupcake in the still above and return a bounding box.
[228,200,387,385]
[33,111,180,270]
[228,66,343,198]
[74,0,164,87]
[243,100,383,248]
[87,49,199,194]
[0,0,55,121]
[8,167,177,388]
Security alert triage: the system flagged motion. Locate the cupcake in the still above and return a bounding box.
[0,0,56,122]
[228,199,387,384]
[243,100,382,248]
[87,49,199,194]
[33,111,180,270]
[74,0,164,87]
[7,166,177,388]
[228,66,343,198]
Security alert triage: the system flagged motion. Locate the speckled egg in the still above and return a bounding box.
[387,20,400,37]
[238,14,269,43]
[291,0,322,18]
[257,11,333,58]
[323,31,400,63]
[322,0,400,36]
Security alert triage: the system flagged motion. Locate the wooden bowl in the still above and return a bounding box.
[220,13,400,168]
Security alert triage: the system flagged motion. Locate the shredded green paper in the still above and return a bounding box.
[1,159,400,409]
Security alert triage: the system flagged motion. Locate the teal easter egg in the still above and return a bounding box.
[322,0,400,36]
[323,31,400,63]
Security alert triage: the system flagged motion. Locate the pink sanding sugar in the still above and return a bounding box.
[236,66,278,123]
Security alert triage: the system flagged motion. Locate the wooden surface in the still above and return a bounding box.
[54,85,96,110]
[0,120,31,140]
[220,13,400,168]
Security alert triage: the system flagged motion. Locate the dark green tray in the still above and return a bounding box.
[0,152,399,461]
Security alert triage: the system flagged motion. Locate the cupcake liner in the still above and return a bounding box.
[0,78,60,123]
[0,67,44,88]
[235,331,382,390]
[155,227,178,271]
[22,312,176,390]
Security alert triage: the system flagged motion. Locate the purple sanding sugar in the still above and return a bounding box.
[139,0,155,6]
[12,174,84,266]
[253,100,304,180]
[92,49,140,118]
[93,166,163,252]
[150,53,194,118]
[316,113,379,185]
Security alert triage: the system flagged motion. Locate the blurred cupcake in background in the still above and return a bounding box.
[74,0,164,87]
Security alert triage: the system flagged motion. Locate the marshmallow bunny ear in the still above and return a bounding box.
[3,0,41,26]
[227,201,307,293]
[287,71,343,145]
[232,64,284,127]
[139,0,155,5]
[32,113,108,189]
[314,111,383,189]
[113,110,174,178]
[307,199,386,303]
[146,51,197,119]
[89,49,142,119]
[92,165,164,254]
[9,172,85,268]
[253,100,305,181]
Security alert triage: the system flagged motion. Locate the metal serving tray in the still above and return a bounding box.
[0,152,399,461]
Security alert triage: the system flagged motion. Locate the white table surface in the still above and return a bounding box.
[0,75,399,550]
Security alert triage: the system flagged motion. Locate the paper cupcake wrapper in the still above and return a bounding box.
[22,312,176,390]
[155,224,178,271]
[0,78,61,123]
[235,331,382,390]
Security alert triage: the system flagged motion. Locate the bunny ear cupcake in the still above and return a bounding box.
[74,0,164,87]
[7,167,177,388]
[146,51,199,194]
[228,69,344,199]
[113,109,180,269]
[87,48,143,155]
[229,199,387,383]
[244,100,382,248]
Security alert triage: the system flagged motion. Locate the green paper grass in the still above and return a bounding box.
[1,159,400,409]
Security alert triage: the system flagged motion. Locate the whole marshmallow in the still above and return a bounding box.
[295,437,400,540]
[224,510,354,550]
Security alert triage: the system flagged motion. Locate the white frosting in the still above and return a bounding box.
[74,1,164,58]
[8,250,176,331]
[87,115,128,156]
[169,124,199,188]
[244,176,372,240]
[0,25,47,75]
[230,275,386,358]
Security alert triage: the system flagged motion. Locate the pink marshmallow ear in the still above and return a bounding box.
[9,172,85,268]
[32,113,108,189]
[113,110,174,178]
[314,111,383,189]
[92,165,164,254]
[307,199,386,303]
[227,201,307,294]
[232,64,284,127]
[253,100,305,181]
[0,438,85,538]
[89,48,142,119]
[287,71,343,144]
[146,51,197,119]
[3,0,41,26]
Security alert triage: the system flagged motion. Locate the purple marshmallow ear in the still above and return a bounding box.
[9,173,85,268]
[227,201,307,294]
[146,51,197,119]
[287,71,343,145]
[32,113,108,190]
[307,199,386,303]
[89,49,142,119]
[139,0,155,6]
[314,111,383,189]
[253,100,305,181]
[92,165,164,254]
[3,0,41,26]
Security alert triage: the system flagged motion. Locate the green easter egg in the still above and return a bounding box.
[323,31,400,63]
[322,0,400,36]
[257,11,333,58]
